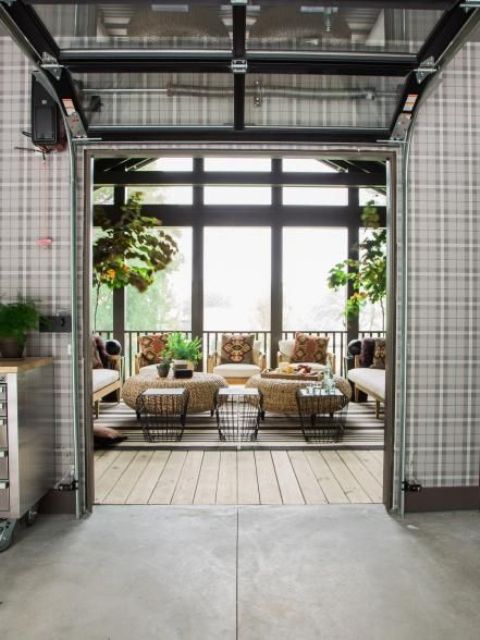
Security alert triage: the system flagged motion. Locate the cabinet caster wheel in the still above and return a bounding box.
[25,506,38,527]
[0,519,16,552]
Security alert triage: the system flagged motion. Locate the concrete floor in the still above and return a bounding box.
[1,506,479,640]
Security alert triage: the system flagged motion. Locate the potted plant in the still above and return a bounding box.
[92,191,178,330]
[327,200,387,330]
[164,332,202,370]
[156,357,171,379]
[0,297,40,358]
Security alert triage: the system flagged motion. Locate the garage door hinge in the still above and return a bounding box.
[402,480,422,493]
[415,58,437,84]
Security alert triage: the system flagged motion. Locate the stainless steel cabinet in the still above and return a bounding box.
[0,359,55,549]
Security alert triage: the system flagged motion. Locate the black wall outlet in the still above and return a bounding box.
[39,315,72,333]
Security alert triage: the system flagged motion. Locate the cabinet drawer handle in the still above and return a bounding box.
[0,481,9,489]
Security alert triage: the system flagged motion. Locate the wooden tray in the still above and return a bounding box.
[260,368,321,381]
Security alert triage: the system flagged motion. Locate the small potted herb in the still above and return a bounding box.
[164,332,202,370]
[0,297,40,358]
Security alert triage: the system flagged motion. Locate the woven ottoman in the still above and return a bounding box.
[245,374,352,414]
[122,366,227,413]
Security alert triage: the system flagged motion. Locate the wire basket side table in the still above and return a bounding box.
[136,388,189,442]
[296,387,348,443]
[215,388,262,442]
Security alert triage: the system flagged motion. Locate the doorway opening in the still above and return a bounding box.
[87,152,394,508]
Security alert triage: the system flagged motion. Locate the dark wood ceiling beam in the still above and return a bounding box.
[93,169,386,187]
[88,126,388,144]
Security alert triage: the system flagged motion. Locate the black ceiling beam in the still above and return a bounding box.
[87,126,389,144]
[418,1,473,63]
[232,2,247,131]
[93,170,386,187]
[60,50,416,77]
[247,52,416,77]
[60,50,233,74]
[2,0,59,59]
[94,205,387,228]
[24,0,455,8]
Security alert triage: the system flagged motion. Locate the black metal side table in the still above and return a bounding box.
[215,388,262,442]
[136,388,189,442]
[296,387,348,443]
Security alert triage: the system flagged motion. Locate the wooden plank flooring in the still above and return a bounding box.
[95,448,383,506]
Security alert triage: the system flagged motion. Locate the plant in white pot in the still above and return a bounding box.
[164,332,202,370]
[0,298,40,358]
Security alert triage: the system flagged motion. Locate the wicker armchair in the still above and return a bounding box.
[207,338,266,384]
[277,339,336,373]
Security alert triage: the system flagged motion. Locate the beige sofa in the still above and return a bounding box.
[92,355,124,418]
[347,355,385,419]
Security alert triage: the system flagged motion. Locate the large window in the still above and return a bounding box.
[204,157,271,172]
[282,187,348,206]
[126,227,192,331]
[204,186,272,205]
[92,227,113,331]
[125,186,193,204]
[204,227,271,331]
[283,228,347,331]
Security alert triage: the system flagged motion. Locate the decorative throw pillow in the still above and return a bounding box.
[138,333,169,365]
[370,339,386,369]
[291,333,329,364]
[91,336,103,369]
[360,338,376,368]
[220,334,255,364]
[94,336,110,368]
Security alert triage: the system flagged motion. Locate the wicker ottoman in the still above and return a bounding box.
[245,374,352,414]
[122,366,227,413]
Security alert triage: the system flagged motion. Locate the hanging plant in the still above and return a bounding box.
[93,191,178,328]
[327,200,387,330]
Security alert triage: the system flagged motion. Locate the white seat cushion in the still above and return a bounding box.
[278,339,295,358]
[92,368,120,393]
[213,363,261,379]
[347,368,385,400]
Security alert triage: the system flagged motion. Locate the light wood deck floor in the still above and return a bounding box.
[95,449,383,506]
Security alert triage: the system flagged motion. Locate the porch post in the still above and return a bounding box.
[192,158,204,370]
[270,159,283,369]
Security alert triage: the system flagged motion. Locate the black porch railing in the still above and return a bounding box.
[97,329,386,379]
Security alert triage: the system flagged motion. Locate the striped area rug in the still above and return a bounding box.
[96,401,384,449]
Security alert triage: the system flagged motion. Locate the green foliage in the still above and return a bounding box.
[327,201,387,329]
[164,332,202,363]
[0,297,40,344]
[92,191,178,328]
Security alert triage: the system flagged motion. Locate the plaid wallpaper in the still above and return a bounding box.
[0,37,75,485]
[406,40,480,488]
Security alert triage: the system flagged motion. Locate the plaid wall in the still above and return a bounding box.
[0,37,75,484]
[405,40,480,487]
